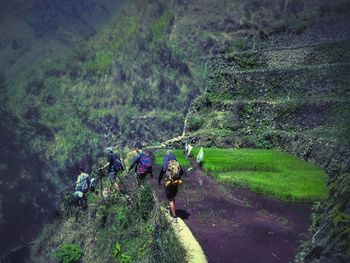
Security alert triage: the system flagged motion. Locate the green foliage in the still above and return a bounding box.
[154,149,191,167]
[232,51,257,70]
[113,242,121,257]
[187,116,205,131]
[151,10,174,42]
[113,241,131,263]
[192,147,329,202]
[86,192,98,204]
[96,51,113,73]
[119,253,132,263]
[226,38,249,53]
[52,243,82,263]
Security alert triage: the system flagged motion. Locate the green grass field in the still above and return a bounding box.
[154,149,191,167]
[190,148,329,202]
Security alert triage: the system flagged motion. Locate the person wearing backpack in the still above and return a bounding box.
[128,142,153,184]
[158,150,183,219]
[102,148,124,191]
[75,166,90,208]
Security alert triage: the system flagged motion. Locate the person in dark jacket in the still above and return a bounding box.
[102,148,124,191]
[128,142,153,184]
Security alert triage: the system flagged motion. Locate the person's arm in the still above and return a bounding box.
[150,166,153,178]
[117,156,125,171]
[158,170,165,185]
[75,175,81,191]
[101,162,109,170]
[128,155,140,172]
[179,166,184,177]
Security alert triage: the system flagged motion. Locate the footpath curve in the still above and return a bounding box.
[150,162,311,263]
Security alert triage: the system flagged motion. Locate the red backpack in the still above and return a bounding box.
[138,153,152,174]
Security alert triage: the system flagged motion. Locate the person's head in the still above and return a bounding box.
[105,147,113,154]
[134,142,143,152]
[79,166,85,173]
[166,150,172,155]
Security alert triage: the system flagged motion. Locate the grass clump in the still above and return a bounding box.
[192,148,328,202]
[52,243,82,263]
[154,149,190,167]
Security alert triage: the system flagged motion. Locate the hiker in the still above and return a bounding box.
[90,177,97,193]
[158,150,183,219]
[101,148,124,191]
[128,142,153,184]
[74,166,90,208]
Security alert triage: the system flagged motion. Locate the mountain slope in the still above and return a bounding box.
[184,8,350,262]
[1,0,350,261]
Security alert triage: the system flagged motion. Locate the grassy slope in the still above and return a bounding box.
[154,149,191,167]
[32,183,186,263]
[191,148,328,202]
[3,0,337,177]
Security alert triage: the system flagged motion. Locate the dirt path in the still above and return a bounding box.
[149,164,311,263]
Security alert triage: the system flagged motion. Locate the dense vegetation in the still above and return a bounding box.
[32,173,186,263]
[191,148,328,201]
[5,0,345,176]
[1,0,349,261]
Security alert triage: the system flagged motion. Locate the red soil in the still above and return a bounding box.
[149,164,311,263]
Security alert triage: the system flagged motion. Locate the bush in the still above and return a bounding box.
[52,243,83,263]
[187,116,205,131]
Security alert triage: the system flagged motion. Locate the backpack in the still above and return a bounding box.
[90,178,97,192]
[113,157,124,172]
[165,160,182,187]
[138,153,152,174]
[76,174,90,194]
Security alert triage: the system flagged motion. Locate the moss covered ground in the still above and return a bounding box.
[190,148,329,202]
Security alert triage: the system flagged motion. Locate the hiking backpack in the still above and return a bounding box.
[138,153,152,174]
[77,174,90,193]
[113,156,124,172]
[165,160,182,187]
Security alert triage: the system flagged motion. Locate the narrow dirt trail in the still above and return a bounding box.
[149,164,311,263]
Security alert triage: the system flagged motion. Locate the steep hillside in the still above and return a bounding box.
[1,0,350,261]
[31,181,186,263]
[0,0,127,80]
[0,0,128,257]
[184,6,350,263]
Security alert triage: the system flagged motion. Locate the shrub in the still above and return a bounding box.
[52,243,83,263]
[187,116,205,131]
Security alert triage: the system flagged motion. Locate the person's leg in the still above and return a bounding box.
[166,185,178,218]
[82,195,88,209]
[169,199,176,217]
[158,170,165,184]
[108,172,116,191]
